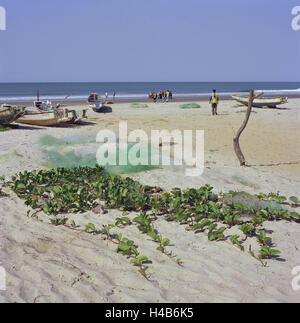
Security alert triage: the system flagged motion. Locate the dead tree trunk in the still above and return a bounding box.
[233,89,263,166]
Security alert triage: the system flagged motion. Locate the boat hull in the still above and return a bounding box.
[16,109,87,126]
[0,105,25,126]
[88,93,105,112]
[232,95,288,108]
[90,102,104,113]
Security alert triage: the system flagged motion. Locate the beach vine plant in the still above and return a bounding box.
[47,215,151,279]
[6,165,300,273]
[0,188,6,197]
[0,176,7,197]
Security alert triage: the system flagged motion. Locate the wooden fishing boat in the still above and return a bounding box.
[34,91,72,112]
[0,105,26,126]
[34,100,55,112]
[15,109,87,126]
[232,94,288,108]
[88,93,105,112]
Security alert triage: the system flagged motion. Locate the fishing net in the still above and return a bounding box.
[223,191,286,212]
[180,103,201,109]
[130,103,149,108]
[39,135,161,174]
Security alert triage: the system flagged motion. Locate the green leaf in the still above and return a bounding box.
[290,212,300,221]
[117,242,130,254]
[147,231,158,241]
[130,259,140,265]
[85,223,96,232]
[138,256,148,262]
[115,217,132,226]
[131,246,139,257]
[161,238,170,246]
[61,218,68,225]
[157,246,165,253]
[290,196,299,204]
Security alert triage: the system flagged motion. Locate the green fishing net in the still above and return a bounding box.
[130,103,149,108]
[180,103,201,109]
[39,135,160,174]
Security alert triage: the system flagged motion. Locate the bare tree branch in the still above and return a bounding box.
[233,89,255,166]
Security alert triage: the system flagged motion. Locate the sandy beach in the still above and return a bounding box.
[0,98,300,303]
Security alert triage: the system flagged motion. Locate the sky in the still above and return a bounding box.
[0,0,299,82]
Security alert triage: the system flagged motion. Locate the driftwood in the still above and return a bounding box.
[233,89,264,166]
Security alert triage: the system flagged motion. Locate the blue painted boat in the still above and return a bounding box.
[88,93,105,112]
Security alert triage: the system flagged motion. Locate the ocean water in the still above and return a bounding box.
[0,82,300,103]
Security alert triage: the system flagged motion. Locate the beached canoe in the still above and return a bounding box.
[232,94,288,108]
[34,100,54,112]
[88,93,105,112]
[15,109,87,126]
[0,105,26,126]
[90,102,105,112]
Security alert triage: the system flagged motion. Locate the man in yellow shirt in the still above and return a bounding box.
[166,90,170,102]
[209,89,219,116]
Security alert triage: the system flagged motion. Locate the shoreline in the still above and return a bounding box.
[4,93,300,107]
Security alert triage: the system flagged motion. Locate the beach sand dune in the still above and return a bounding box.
[0,99,299,303]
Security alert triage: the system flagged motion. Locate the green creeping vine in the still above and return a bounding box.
[0,176,7,197]
[114,213,182,265]
[96,223,150,279]
[48,216,150,279]
[256,193,300,207]
[7,165,300,271]
[133,212,182,265]
[0,188,6,197]
[230,235,244,251]
[116,235,150,279]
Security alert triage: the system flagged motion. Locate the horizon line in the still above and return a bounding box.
[1,81,300,84]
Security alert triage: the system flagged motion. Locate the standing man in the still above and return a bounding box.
[209,89,219,116]
[166,90,170,102]
[153,92,157,103]
[113,91,116,100]
[105,91,109,101]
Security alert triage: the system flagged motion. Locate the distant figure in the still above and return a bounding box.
[169,91,173,100]
[105,91,108,101]
[153,92,157,103]
[209,89,219,116]
[166,90,170,102]
[113,91,116,100]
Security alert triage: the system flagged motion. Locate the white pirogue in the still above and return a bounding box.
[15,109,87,126]
[232,94,288,108]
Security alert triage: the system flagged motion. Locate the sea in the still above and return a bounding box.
[0,82,300,103]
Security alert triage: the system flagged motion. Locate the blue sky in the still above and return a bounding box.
[0,0,299,82]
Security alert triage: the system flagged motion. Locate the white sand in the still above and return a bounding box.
[0,99,300,303]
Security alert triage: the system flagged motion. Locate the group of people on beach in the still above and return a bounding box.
[149,89,220,116]
[100,88,220,116]
[149,90,173,103]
